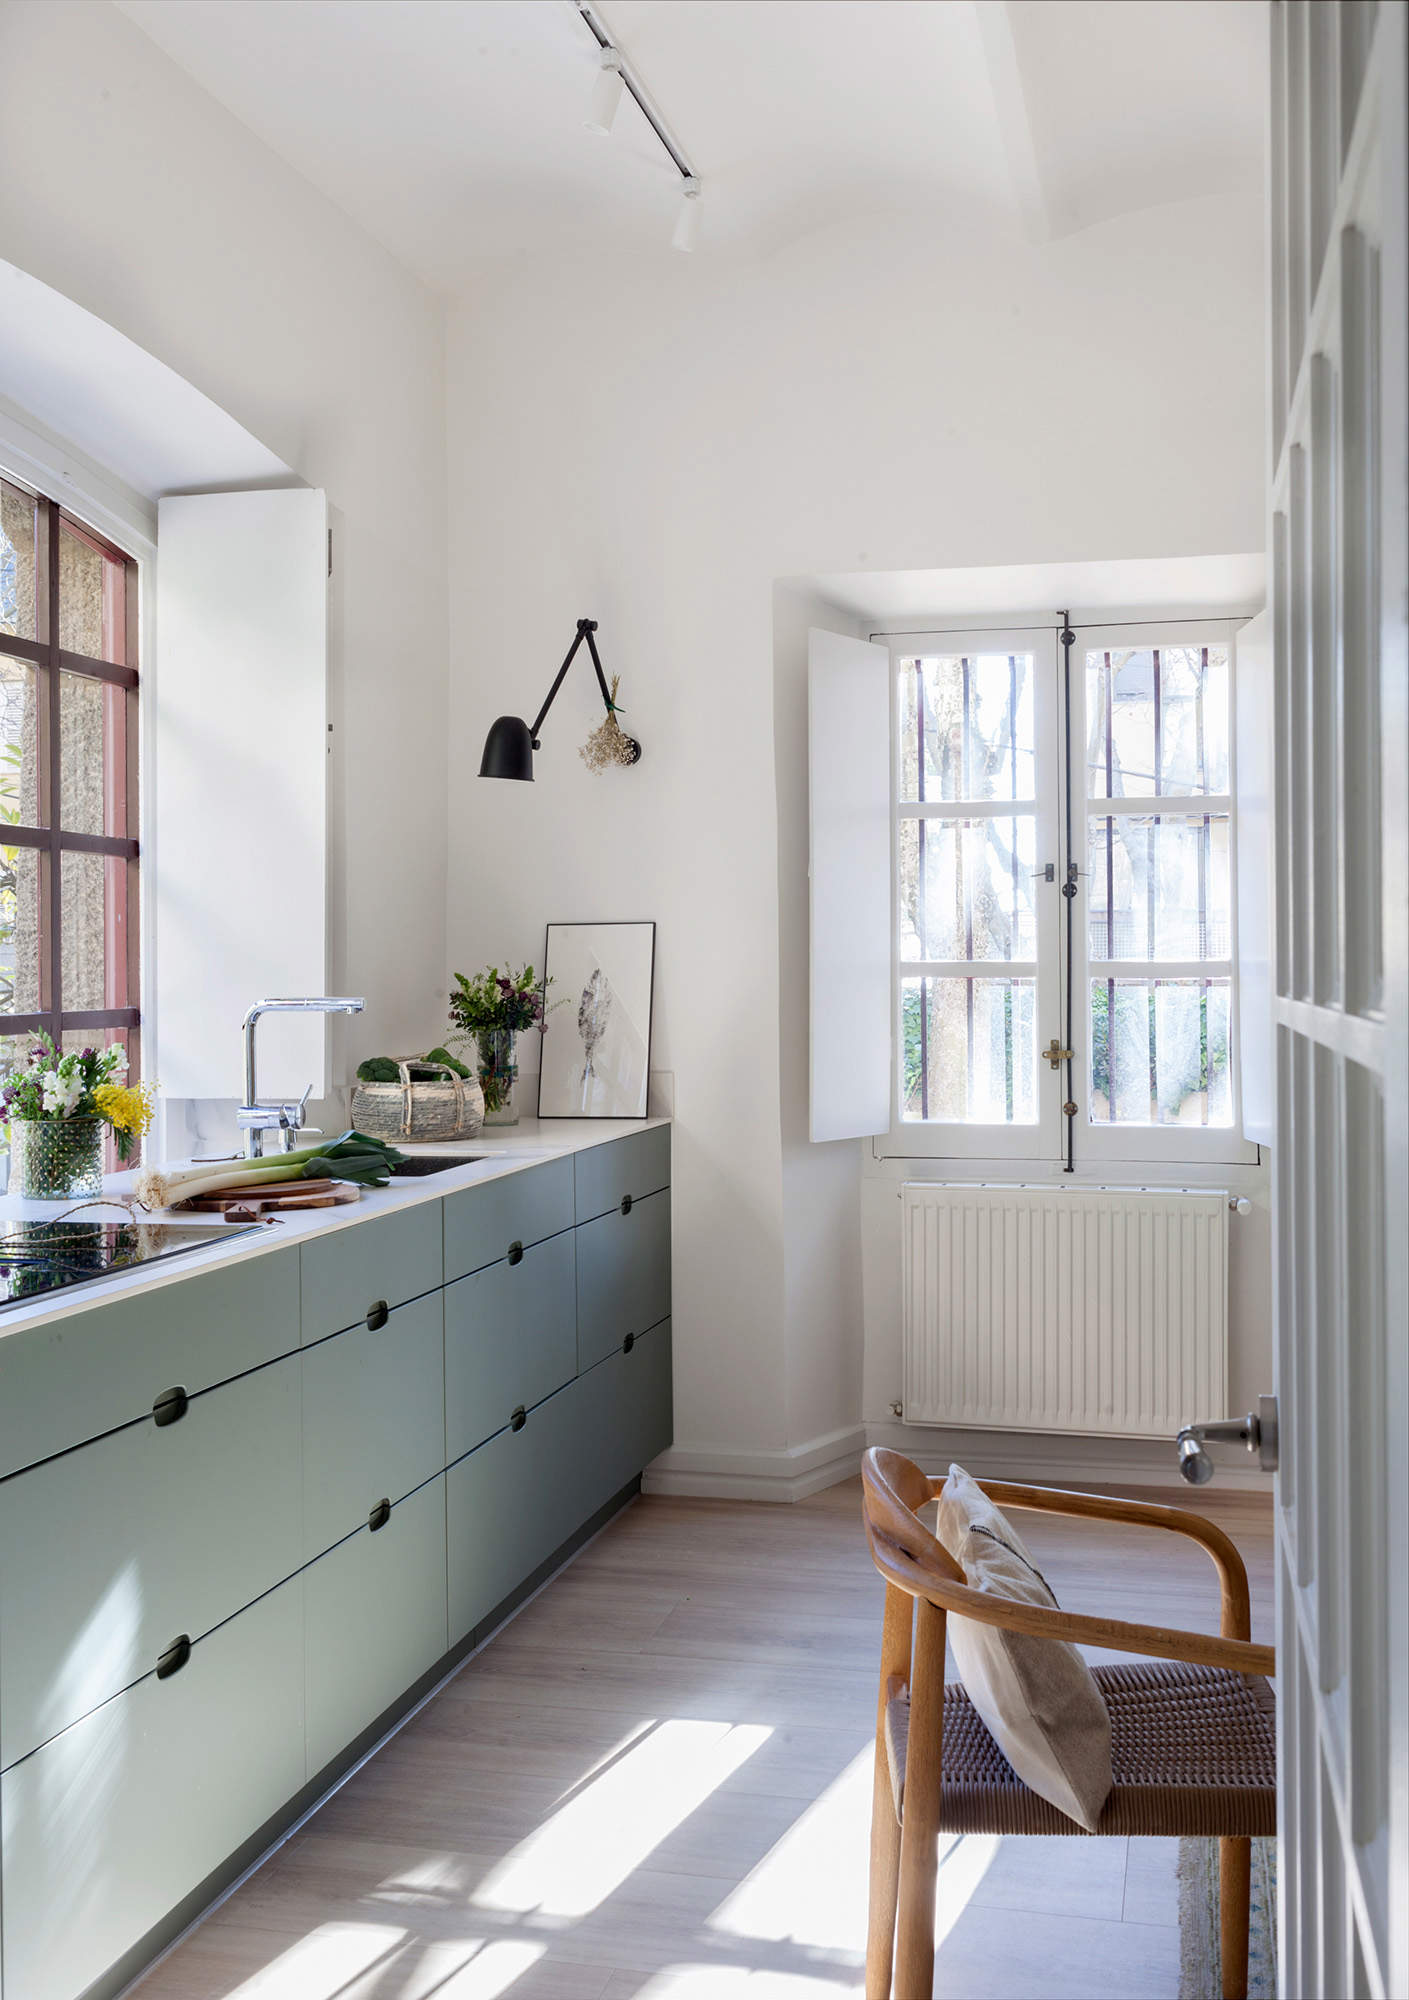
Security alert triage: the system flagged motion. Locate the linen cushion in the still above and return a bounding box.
[935,1463,1113,1831]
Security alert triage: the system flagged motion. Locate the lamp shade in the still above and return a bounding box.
[479,714,535,781]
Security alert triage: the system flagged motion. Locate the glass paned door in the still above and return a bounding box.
[891,628,1062,1158]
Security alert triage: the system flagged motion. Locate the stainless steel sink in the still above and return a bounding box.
[389,1154,504,1177]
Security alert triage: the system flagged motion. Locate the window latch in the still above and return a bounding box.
[1033,863,1056,883]
[1043,1039,1073,1071]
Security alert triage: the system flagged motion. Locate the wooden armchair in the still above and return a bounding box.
[861,1448,1276,2000]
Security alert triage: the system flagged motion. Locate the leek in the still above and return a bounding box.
[133,1129,405,1210]
[133,1147,325,1211]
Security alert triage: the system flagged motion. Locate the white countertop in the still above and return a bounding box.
[0,1118,670,1342]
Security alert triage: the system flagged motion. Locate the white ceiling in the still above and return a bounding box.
[116,0,1264,294]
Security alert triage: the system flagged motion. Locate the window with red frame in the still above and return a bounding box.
[0,476,140,1104]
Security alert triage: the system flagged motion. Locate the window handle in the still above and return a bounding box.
[1033,863,1056,882]
[1043,1039,1073,1071]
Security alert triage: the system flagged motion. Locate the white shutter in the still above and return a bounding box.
[1234,609,1273,1145]
[153,489,328,1100]
[808,628,891,1141]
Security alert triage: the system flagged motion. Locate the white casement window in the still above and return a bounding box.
[884,618,1255,1165]
[892,627,1063,1158]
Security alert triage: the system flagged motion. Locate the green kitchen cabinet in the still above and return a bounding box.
[303,1475,448,1778]
[443,1157,574,1282]
[301,1290,444,1561]
[568,1316,674,1520]
[574,1186,671,1371]
[300,1200,443,1345]
[0,1245,300,1482]
[0,1125,674,2000]
[0,1348,302,1772]
[573,1124,671,1222]
[0,1570,304,2000]
[444,1229,577,1462]
[446,1372,592,1645]
[613,1315,674,1497]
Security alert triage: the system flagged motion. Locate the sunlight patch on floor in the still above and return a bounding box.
[221,1927,546,2000]
[620,1968,863,1999]
[707,1745,874,1953]
[473,1718,772,1918]
[225,1922,406,1997]
[708,1746,1002,1959]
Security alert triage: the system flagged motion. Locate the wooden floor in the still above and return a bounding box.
[134,1475,1274,2000]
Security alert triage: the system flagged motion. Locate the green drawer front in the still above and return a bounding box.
[0,1350,302,1772]
[443,1157,574,1282]
[445,1229,577,1462]
[302,1291,445,1561]
[575,1186,671,1372]
[574,1318,674,1510]
[1,1570,304,2000]
[0,1244,300,1481]
[304,1475,448,1778]
[300,1200,443,1345]
[573,1124,671,1222]
[619,1315,673,1486]
[446,1374,590,1644]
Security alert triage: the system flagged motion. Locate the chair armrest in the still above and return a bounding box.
[865,1523,1275,1679]
[973,1478,1254,1644]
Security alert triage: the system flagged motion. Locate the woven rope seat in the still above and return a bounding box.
[885,1660,1277,1839]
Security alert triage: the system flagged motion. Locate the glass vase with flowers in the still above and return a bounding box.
[2,1036,157,1199]
[446,965,552,1127]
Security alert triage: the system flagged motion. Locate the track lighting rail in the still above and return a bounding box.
[575,1,698,186]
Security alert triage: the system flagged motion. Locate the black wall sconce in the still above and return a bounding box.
[479,618,642,781]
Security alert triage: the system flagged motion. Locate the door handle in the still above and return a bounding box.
[1176,1395,1278,1483]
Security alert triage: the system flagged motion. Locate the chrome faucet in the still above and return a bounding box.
[239,997,365,1157]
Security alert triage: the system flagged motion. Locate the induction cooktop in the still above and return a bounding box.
[0,1218,263,1314]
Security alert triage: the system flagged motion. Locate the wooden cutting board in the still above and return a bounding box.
[179,1179,362,1213]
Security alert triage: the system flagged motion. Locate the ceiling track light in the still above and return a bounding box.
[585,50,623,136]
[575,1,702,252]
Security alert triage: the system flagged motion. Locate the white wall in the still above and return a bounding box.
[445,190,1267,1481]
[0,0,448,1111]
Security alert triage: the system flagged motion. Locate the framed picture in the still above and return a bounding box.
[538,921,656,1120]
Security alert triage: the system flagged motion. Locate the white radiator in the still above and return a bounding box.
[901,1185,1229,1438]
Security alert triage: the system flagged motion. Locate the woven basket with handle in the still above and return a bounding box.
[349,1058,485,1144]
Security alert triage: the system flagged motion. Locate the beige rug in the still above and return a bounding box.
[1178,1838,1277,2000]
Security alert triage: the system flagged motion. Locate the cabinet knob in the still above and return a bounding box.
[152,1386,189,1428]
[620,1194,633,1215]
[510,1404,527,1433]
[368,1498,392,1532]
[366,1299,389,1331]
[507,1240,524,1266]
[622,1331,636,1355]
[157,1634,192,1680]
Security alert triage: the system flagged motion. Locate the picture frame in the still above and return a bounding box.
[537,921,656,1120]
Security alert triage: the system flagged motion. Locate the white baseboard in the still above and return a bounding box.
[642,1418,1271,1502]
[642,1424,867,1503]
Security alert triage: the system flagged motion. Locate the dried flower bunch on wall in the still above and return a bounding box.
[580,676,637,772]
